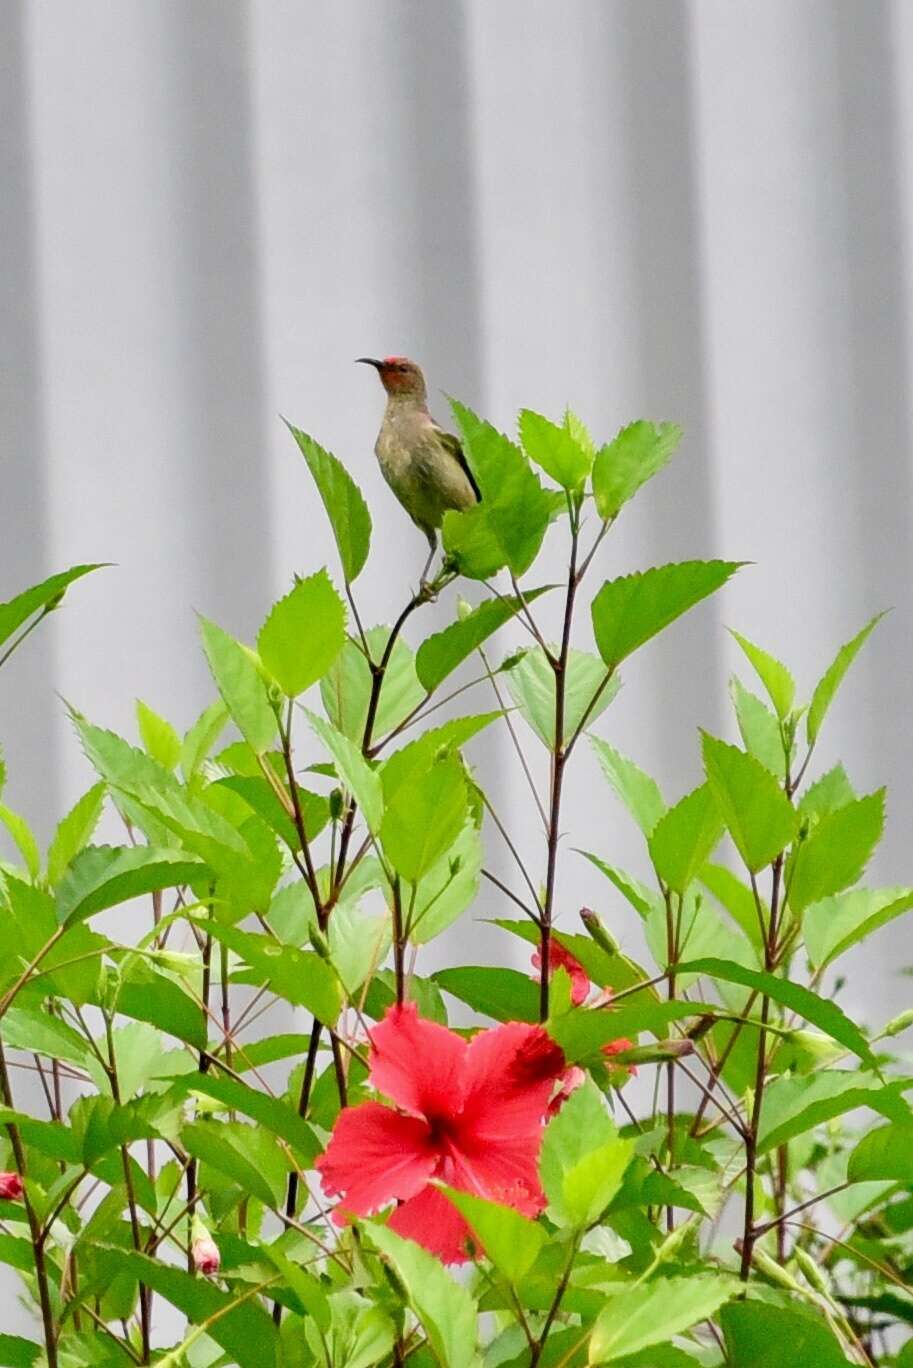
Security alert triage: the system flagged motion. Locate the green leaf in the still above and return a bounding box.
[433,966,538,1023]
[0,564,105,650]
[848,1121,913,1183]
[540,1078,618,1226]
[721,1301,854,1368]
[440,1186,546,1284]
[167,1071,317,1158]
[441,503,505,580]
[447,400,552,577]
[804,886,913,969]
[673,957,876,1068]
[46,782,106,886]
[649,784,724,893]
[1,1008,94,1070]
[194,919,343,1023]
[380,755,467,883]
[306,711,383,834]
[798,765,857,823]
[592,561,741,669]
[181,699,229,781]
[807,612,886,746]
[0,804,40,880]
[258,570,346,697]
[415,587,553,694]
[590,1275,737,1363]
[321,626,425,744]
[549,1000,695,1062]
[518,409,592,490]
[729,630,795,719]
[591,420,682,520]
[590,737,665,837]
[117,962,206,1050]
[136,699,181,770]
[56,845,205,927]
[369,1222,479,1368]
[729,676,786,779]
[506,647,618,748]
[700,863,765,948]
[407,819,483,945]
[757,1070,904,1153]
[95,1246,279,1367]
[701,733,798,872]
[0,1335,40,1367]
[287,422,372,582]
[182,1119,288,1205]
[787,790,884,914]
[199,616,277,754]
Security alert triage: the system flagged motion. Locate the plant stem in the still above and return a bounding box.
[0,1036,58,1366]
[539,515,581,1020]
[530,1234,580,1365]
[105,1014,150,1361]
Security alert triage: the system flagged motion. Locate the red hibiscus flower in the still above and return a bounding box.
[531,939,590,1005]
[315,1004,566,1263]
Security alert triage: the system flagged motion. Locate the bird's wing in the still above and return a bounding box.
[433,423,481,502]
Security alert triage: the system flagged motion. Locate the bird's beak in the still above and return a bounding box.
[355,357,383,369]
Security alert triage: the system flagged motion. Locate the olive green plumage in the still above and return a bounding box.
[358,356,479,579]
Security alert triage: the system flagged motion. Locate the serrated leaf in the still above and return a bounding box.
[56,845,205,927]
[46,782,106,885]
[306,710,383,834]
[94,1246,279,1367]
[0,804,40,880]
[415,587,553,693]
[729,676,786,779]
[0,1334,40,1367]
[287,422,371,582]
[798,764,857,823]
[592,561,741,669]
[408,819,483,944]
[193,919,343,1023]
[321,625,425,744]
[590,737,665,837]
[591,420,682,520]
[540,1078,616,1226]
[787,790,884,914]
[167,1071,317,1158]
[807,612,887,746]
[433,966,538,1023]
[721,1300,854,1368]
[757,1070,904,1153]
[590,1275,737,1363]
[181,699,229,781]
[0,564,105,650]
[701,733,798,873]
[199,616,277,754]
[136,699,181,770]
[518,409,592,489]
[649,783,723,893]
[380,755,467,883]
[368,1222,479,1368]
[848,1121,913,1183]
[258,569,346,697]
[673,957,876,1068]
[506,647,618,748]
[440,1186,546,1284]
[699,862,765,948]
[729,629,795,718]
[447,400,552,577]
[182,1119,288,1205]
[804,886,913,969]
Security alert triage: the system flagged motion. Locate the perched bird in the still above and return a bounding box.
[357,356,480,583]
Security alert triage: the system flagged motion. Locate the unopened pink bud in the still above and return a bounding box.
[192,1233,220,1276]
[0,1172,23,1201]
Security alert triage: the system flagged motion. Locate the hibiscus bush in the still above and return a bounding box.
[1,406,912,1368]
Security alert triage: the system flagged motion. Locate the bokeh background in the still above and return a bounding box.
[3,0,913,1046]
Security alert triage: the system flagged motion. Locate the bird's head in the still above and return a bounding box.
[357,355,427,401]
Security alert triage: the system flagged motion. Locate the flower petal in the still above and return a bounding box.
[369,1002,467,1119]
[388,1183,475,1264]
[461,1022,565,1138]
[531,940,590,1005]
[316,1101,436,1220]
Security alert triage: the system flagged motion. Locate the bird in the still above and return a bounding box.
[357,356,480,584]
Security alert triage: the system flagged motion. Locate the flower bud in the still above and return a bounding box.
[579,908,618,955]
[329,787,345,821]
[191,1226,220,1277]
[308,924,331,959]
[882,1008,913,1040]
[0,1172,24,1201]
